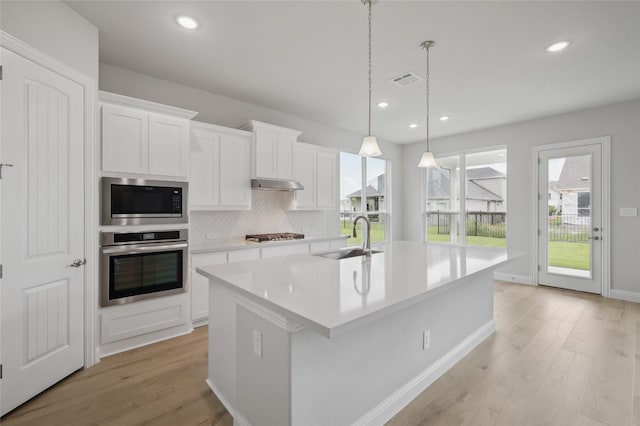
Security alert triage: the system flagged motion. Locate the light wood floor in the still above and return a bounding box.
[3,281,640,426]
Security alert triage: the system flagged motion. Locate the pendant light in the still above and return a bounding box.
[418,40,438,168]
[358,0,382,158]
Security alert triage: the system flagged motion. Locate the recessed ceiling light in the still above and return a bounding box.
[439,116,450,121]
[546,41,570,53]
[409,123,418,129]
[176,16,199,30]
[377,102,389,108]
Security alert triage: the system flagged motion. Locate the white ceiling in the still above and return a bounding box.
[66,1,640,144]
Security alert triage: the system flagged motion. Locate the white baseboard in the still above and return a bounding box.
[353,319,496,426]
[493,272,533,285]
[609,289,640,303]
[206,379,251,426]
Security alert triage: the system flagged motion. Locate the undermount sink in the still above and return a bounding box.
[314,248,383,260]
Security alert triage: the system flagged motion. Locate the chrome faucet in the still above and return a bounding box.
[352,215,372,256]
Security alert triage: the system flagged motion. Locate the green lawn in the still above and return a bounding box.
[548,241,590,270]
[341,222,385,246]
[427,231,589,271]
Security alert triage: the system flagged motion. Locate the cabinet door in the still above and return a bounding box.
[294,146,316,208]
[219,134,251,208]
[261,243,309,259]
[102,104,149,174]
[190,129,220,207]
[191,252,227,323]
[316,151,337,209]
[276,134,295,179]
[149,113,190,177]
[255,131,277,178]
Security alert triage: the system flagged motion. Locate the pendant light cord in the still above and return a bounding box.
[368,0,373,137]
[425,43,430,152]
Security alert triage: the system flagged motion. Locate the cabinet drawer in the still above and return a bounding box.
[261,243,309,259]
[191,252,228,268]
[228,248,261,263]
[309,241,331,253]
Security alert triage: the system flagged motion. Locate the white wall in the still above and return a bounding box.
[100,63,404,240]
[402,99,640,294]
[0,0,99,81]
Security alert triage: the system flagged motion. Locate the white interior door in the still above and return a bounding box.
[0,48,85,416]
[537,144,602,293]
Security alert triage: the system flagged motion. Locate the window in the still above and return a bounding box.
[425,148,506,247]
[577,192,590,217]
[340,152,389,246]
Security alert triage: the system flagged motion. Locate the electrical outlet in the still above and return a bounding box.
[422,329,431,350]
[206,232,217,240]
[253,330,262,358]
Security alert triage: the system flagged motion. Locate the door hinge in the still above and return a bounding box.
[0,65,3,81]
[1,364,3,379]
[0,264,3,279]
[538,229,541,236]
[538,265,541,271]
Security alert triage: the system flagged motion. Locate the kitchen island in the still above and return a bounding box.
[196,241,522,426]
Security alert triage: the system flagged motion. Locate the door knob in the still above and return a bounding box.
[588,236,600,240]
[69,258,86,267]
[0,163,14,179]
[593,227,600,232]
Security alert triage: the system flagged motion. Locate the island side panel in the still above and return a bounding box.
[235,305,292,426]
[290,270,494,426]
[208,281,238,410]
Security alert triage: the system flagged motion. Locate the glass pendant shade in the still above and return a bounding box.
[418,151,438,168]
[359,136,382,157]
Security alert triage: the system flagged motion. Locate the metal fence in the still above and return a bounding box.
[426,211,506,239]
[425,212,590,242]
[548,214,590,242]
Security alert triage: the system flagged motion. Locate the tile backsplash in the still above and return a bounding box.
[190,191,336,244]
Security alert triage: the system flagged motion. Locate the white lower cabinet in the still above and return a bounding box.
[99,294,190,357]
[191,252,227,325]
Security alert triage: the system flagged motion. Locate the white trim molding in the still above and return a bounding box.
[610,290,640,304]
[1,30,99,368]
[352,320,496,426]
[99,90,198,120]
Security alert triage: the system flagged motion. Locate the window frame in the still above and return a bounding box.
[423,145,506,246]
[340,152,391,245]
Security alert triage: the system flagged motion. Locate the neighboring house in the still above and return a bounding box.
[344,174,386,213]
[426,167,505,212]
[548,181,561,213]
[551,156,591,225]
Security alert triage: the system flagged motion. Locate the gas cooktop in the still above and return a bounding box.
[245,233,305,242]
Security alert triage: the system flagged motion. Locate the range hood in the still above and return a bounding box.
[251,178,304,191]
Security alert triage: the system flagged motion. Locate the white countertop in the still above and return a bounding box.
[190,235,348,254]
[196,241,524,337]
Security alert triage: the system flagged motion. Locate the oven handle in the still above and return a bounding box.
[101,242,188,255]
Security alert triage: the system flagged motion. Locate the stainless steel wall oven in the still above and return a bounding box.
[100,229,188,307]
[101,177,188,226]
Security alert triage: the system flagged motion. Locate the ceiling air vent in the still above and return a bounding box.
[391,72,423,87]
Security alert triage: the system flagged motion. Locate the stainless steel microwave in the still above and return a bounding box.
[101,177,188,226]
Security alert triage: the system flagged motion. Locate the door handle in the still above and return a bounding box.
[0,163,14,179]
[588,236,600,240]
[69,258,86,267]
[593,227,600,232]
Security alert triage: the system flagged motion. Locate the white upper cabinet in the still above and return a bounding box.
[240,120,301,180]
[190,122,252,210]
[293,142,338,210]
[100,91,197,179]
[102,104,149,174]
